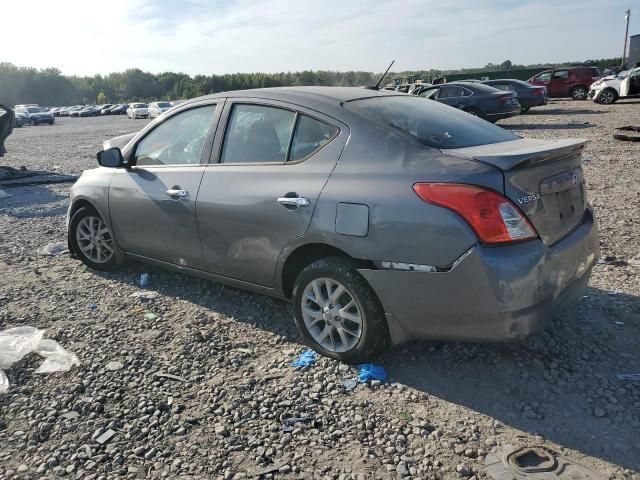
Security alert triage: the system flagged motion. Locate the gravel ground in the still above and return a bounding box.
[0,101,639,480]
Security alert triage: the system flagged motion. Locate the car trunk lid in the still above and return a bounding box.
[441,138,588,245]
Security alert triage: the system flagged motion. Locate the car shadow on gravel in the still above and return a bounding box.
[94,264,299,339]
[526,109,607,115]
[383,287,640,471]
[0,185,68,218]
[501,123,595,130]
[92,263,640,470]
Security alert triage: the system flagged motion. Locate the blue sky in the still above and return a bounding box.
[4,0,637,75]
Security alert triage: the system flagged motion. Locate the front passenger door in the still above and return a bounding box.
[108,102,221,267]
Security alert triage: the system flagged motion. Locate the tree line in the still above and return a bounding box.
[0,57,623,107]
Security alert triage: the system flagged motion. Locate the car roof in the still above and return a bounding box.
[189,86,402,106]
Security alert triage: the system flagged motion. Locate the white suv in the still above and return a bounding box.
[126,103,149,119]
[589,68,640,104]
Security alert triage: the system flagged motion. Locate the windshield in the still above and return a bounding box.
[157,102,171,108]
[131,103,147,108]
[347,96,518,149]
[25,107,44,113]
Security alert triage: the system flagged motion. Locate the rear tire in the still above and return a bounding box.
[69,206,124,271]
[292,257,389,362]
[598,88,618,104]
[570,86,588,100]
[520,106,531,113]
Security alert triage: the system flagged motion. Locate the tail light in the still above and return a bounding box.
[413,183,538,245]
[532,88,544,96]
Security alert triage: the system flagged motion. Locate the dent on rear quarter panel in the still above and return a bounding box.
[310,120,504,267]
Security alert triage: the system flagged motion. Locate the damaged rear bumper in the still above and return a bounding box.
[359,209,599,344]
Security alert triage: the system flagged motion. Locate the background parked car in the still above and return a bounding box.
[413,82,520,122]
[78,106,99,117]
[528,66,601,100]
[482,79,548,112]
[589,68,640,104]
[13,111,28,127]
[127,103,149,119]
[99,104,114,115]
[148,101,172,118]
[109,104,128,115]
[16,106,55,125]
[67,106,85,117]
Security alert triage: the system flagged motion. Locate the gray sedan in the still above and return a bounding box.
[67,87,599,361]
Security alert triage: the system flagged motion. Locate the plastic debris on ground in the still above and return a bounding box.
[341,378,358,391]
[34,339,80,374]
[281,416,315,432]
[616,373,640,381]
[89,303,98,310]
[0,326,80,393]
[291,349,317,368]
[40,242,69,257]
[139,273,150,287]
[358,363,387,383]
[130,291,159,301]
[144,312,158,321]
[0,188,10,199]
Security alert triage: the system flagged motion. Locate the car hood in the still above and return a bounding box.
[103,132,137,151]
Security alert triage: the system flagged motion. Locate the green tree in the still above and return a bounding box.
[96,91,107,104]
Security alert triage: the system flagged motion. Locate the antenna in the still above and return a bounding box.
[374,60,395,90]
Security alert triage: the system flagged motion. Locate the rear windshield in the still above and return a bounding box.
[347,96,518,149]
[157,102,171,107]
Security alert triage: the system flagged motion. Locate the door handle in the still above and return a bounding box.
[166,189,189,198]
[277,196,310,207]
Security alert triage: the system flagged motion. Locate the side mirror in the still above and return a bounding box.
[97,147,125,168]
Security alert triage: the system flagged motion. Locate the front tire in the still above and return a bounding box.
[69,206,124,271]
[570,86,588,100]
[520,106,530,113]
[292,257,389,362]
[598,88,618,104]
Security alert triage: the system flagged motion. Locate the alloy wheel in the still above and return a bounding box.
[75,216,115,264]
[301,277,363,353]
[600,90,615,104]
[573,87,587,100]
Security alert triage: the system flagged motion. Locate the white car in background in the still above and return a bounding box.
[126,103,149,119]
[148,101,173,119]
[589,68,640,104]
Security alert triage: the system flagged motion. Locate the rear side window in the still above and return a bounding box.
[438,86,465,98]
[347,96,518,149]
[535,72,551,81]
[491,83,513,92]
[289,115,338,161]
[221,104,296,164]
[553,70,569,79]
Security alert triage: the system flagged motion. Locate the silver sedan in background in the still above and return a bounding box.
[67,87,599,361]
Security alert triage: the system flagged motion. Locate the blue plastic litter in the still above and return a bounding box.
[291,349,317,368]
[89,303,97,310]
[358,363,387,383]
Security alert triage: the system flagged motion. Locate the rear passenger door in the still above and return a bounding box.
[549,69,569,96]
[196,100,348,287]
[436,85,469,109]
